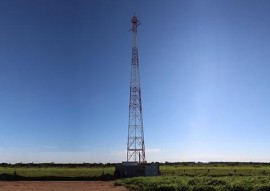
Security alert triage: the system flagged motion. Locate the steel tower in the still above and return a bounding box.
[127,15,146,163]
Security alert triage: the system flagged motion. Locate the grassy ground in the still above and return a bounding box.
[0,166,114,177]
[1,163,270,191]
[160,164,270,176]
[3,163,268,178]
[0,166,115,180]
[116,164,270,191]
[115,176,270,191]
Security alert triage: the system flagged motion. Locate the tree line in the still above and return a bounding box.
[1,161,270,168]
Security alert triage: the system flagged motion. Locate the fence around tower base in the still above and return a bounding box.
[115,162,160,178]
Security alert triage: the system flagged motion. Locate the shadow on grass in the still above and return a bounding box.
[0,173,115,181]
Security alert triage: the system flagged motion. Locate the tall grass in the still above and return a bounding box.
[0,166,115,177]
[116,164,270,191]
[160,165,270,177]
[116,176,270,191]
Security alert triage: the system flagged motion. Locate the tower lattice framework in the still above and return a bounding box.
[127,15,146,163]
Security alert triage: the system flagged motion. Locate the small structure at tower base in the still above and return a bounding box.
[115,162,160,178]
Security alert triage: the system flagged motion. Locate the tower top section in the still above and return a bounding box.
[130,15,140,33]
[130,15,140,49]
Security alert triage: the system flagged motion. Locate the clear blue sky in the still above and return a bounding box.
[1,0,270,163]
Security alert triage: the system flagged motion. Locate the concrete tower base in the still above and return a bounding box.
[115,162,160,178]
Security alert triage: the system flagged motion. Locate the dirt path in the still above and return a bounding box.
[0,181,129,191]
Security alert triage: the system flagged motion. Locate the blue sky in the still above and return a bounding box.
[1,0,270,163]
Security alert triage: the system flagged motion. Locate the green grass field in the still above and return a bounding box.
[116,163,270,191]
[1,163,269,178]
[0,166,115,179]
[115,176,270,191]
[1,163,270,190]
[160,164,270,176]
[0,167,114,177]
